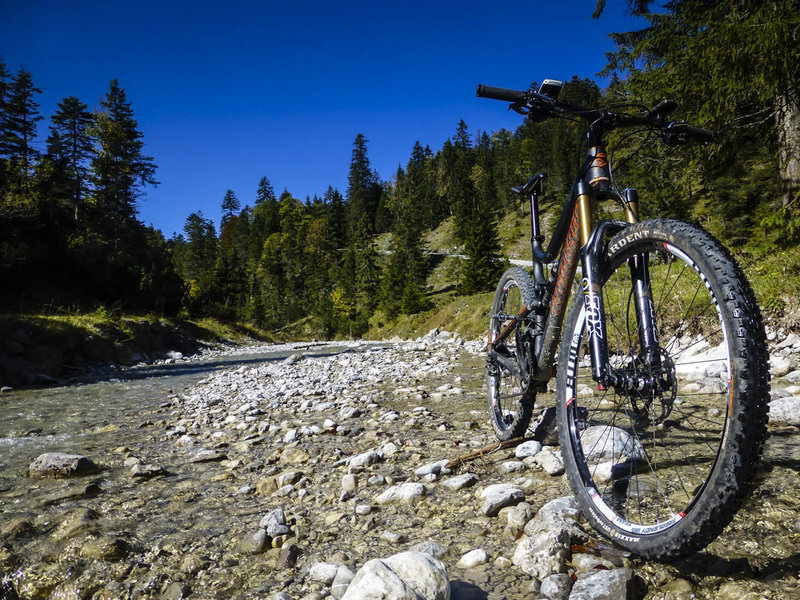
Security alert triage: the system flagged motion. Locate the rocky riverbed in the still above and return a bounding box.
[2,329,800,600]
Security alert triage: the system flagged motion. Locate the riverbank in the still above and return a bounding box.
[0,314,274,389]
[2,332,800,599]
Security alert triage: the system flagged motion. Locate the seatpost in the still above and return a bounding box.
[529,191,546,287]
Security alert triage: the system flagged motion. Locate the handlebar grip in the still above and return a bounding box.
[476,84,528,103]
[684,125,716,145]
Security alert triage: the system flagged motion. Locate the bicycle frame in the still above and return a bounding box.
[487,139,660,391]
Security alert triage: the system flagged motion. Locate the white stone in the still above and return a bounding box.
[478,483,524,516]
[579,427,646,462]
[441,473,478,490]
[770,355,793,378]
[376,482,427,504]
[308,561,341,585]
[769,396,800,426]
[415,459,451,477]
[500,460,526,474]
[515,440,543,459]
[534,447,565,475]
[456,548,487,569]
[340,551,449,600]
[568,568,635,600]
[512,526,570,579]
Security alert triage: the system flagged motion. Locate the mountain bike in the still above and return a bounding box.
[478,79,770,561]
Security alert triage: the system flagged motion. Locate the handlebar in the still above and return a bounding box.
[476,82,715,146]
[476,84,528,104]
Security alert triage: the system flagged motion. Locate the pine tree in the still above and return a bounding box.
[346,133,383,238]
[90,79,157,247]
[220,189,240,229]
[324,186,346,249]
[602,0,800,234]
[1,67,42,182]
[44,96,94,222]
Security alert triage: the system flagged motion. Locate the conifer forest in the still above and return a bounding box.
[1,1,799,338]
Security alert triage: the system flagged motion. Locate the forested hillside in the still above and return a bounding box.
[1,0,798,338]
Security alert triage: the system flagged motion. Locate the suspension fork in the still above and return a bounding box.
[623,189,661,367]
[581,188,661,386]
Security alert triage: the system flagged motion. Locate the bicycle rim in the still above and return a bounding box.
[487,270,535,439]
[563,241,733,535]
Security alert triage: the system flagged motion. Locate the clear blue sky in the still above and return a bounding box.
[1,1,645,237]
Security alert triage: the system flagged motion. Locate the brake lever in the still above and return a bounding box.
[660,121,686,146]
[509,103,529,115]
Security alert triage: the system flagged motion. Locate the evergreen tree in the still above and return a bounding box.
[346,133,383,238]
[248,176,280,264]
[44,96,94,222]
[602,0,800,236]
[0,67,42,181]
[324,186,346,249]
[90,79,157,247]
[220,189,240,228]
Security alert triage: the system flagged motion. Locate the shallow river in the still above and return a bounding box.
[1,341,800,600]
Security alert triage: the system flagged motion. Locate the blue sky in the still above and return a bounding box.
[1,1,645,237]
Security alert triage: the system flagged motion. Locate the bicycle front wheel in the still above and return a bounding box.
[487,266,537,441]
[556,219,769,560]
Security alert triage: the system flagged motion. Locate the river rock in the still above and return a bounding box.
[307,561,340,585]
[331,565,357,599]
[239,529,270,554]
[376,482,427,504]
[769,396,800,425]
[515,440,543,459]
[501,501,534,530]
[770,355,793,378]
[189,449,227,463]
[81,536,130,561]
[541,573,574,600]
[349,450,383,468]
[569,568,638,600]
[441,473,477,490]
[478,483,524,516]
[512,525,570,579]
[29,453,98,478]
[456,548,487,568]
[415,459,451,478]
[534,447,565,475]
[410,541,447,559]
[340,550,450,600]
[786,370,800,383]
[579,427,646,462]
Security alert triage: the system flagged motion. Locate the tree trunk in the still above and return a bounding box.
[776,91,800,207]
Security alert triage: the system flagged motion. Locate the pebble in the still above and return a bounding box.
[478,483,524,516]
[375,482,427,504]
[457,548,488,568]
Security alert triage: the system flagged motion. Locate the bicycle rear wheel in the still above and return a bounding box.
[487,266,538,441]
[556,219,769,560]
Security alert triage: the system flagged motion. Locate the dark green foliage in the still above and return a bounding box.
[44,96,94,224]
[0,63,182,315]
[220,189,240,229]
[602,0,800,242]
[1,67,42,181]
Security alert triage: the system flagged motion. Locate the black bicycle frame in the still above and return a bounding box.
[488,139,661,392]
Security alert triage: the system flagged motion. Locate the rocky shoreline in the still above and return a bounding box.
[1,329,800,599]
